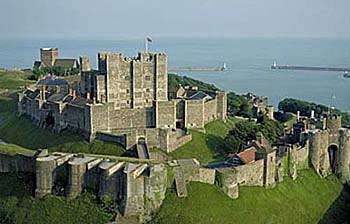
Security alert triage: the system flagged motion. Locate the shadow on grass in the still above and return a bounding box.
[318,183,350,224]
[205,134,227,162]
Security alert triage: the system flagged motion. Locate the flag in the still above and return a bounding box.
[146,36,153,42]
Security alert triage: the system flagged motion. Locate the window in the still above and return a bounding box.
[146,88,150,92]
[145,75,151,81]
[125,76,130,80]
[126,89,130,93]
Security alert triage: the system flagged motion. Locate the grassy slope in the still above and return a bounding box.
[0,144,36,157]
[151,170,343,224]
[169,117,238,164]
[0,71,33,93]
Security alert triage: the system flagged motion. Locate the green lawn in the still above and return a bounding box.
[0,70,33,93]
[169,117,238,164]
[151,169,345,224]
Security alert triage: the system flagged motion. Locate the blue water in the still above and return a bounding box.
[0,38,349,112]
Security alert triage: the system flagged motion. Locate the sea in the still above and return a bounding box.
[0,38,349,112]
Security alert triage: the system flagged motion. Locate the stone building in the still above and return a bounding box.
[19,49,227,152]
[34,48,79,70]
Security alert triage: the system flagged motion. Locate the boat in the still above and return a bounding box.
[344,71,350,78]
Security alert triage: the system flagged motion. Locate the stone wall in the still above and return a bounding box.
[233,159,264,186]
[189,167,216,184]
[156,101,176,128]
[203,99,217,124]
[216,168,239,199]
[143,164,168,221]
[338,129,350,182]
[185,99,204,129]
[216,91,227,120]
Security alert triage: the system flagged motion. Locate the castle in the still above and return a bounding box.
[18,48,227,153]
[7,48,349,223]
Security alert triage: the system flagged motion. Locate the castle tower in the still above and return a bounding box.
[40,48,58,67]
[97,52,168,109]
[337,129,350,182]
[326,114,342,133]
[79,56,91,72]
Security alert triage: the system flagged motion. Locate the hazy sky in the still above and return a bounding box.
[1,0,350,39]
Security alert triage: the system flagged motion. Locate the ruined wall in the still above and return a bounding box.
[216,168,239,199]
[233,159,264,186]
[185,99,204,129]
[143,164,168,220]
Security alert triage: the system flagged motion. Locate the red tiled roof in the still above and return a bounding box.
[237,147,256,164]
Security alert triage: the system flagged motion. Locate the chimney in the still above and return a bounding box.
[86,92,90,100]
[296,111,300,121]
[56,85,61,94]
[93,97,96,104]
[69,88,73,96]
[323,117,327,130]
[310,110,315,119]
[41,85,46,101]
[72,90,76,99]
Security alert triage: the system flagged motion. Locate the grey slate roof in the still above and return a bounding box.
[37,78,68,86]
[53,59,77,68]
[188,91,212,100]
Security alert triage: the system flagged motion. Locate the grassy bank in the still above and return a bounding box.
[151,169,344,224]
[169,117,238,164]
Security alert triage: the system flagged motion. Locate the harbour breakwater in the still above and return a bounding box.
[271,63,350,73]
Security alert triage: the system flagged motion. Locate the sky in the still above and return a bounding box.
[1,0,350,39]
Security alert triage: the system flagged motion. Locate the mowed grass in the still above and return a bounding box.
[151,169,344,224]
[169,117,238,164]
[0,70,33,93]
[0,173,112,224]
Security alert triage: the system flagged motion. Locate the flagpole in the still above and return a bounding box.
[145,37,148,53]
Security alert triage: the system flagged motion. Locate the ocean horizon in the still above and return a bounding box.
[1,37,349,112]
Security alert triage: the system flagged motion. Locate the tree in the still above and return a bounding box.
[224,117,284,154]
[224,120,258,153]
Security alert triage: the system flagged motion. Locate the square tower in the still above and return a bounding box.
[40,48,59,67]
